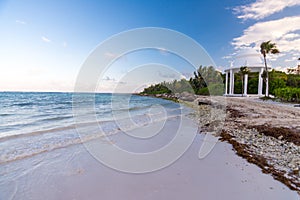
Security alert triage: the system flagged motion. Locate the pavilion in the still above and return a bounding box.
[224,49,270,97]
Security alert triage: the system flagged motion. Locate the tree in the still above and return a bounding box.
[268,70,287,94]
[239,66,250,96]
[260,41,280,97]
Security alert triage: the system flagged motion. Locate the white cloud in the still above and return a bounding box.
[282,33,300,40]
[232,16,300,54]
[157,47,169,56]
[15,20,26,25]
[104,52,128,63]
[104,52,118,59]
[41,36,51,43]
[285,58,294,62]
[222,55,232,60]
[158,71,176,79]
[285,57,298,62]
[230,16,300,69]
[103,76,116,82]
[234,0,300,20]
[274,66,288,73]
[181,72,193,79]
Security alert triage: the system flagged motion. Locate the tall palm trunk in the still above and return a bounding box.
[263,53,269,97]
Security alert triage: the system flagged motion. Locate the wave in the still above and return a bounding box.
[0,106,185,141]
[37,116,73,122]
[110,102,176,113]
[10,101,72,108]
[0,113,13,117]
[12,102,35,107]
[0,93,190,164]
[0,113,185,164]
[0,113,183,144]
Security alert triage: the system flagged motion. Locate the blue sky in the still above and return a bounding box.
[0,0,299,92]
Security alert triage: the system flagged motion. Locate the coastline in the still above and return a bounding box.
[141,93,300,193]
[1,114,298,199]
[0,92,299,199]
[221,97,300,193]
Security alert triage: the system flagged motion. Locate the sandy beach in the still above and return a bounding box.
[222,97,300,191]
[0,133,298,199]
[225,97,300,131]
[0,96,299,199]
[2,0,300,199]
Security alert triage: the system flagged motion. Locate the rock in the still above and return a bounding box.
[195,97,212,105]
[179,92,196,102]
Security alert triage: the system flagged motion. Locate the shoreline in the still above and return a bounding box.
[141,92,300,194]
[0,93,299,198]
[199,96,300,193]
[222,105,300,192]
[1,114,298,199]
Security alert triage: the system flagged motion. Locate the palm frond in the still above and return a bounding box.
[271,49,280,54]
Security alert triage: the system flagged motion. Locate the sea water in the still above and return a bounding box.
[0,92,186,163]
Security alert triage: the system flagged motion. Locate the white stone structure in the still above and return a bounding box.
[224,49,270,96]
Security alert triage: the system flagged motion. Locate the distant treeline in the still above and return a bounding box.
[141,66,224,96]
[141,66,300,102]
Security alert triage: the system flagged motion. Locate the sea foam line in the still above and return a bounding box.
[0,112,185,164]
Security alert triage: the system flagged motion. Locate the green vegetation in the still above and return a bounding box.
[141,66,224,96]
[238,66,250,96]
[286,73,300,88]
[269,71,300,102]
[163,79,194,94]
[141,83,171,94]
[233,72,258,94]
[269,70,287,94]
[141,65,299,103]
[274,87,300,103]
[190,66,223,95]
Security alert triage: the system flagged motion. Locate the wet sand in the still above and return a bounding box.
[0,114,298,200]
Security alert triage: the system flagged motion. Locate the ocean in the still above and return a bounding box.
[0,92,186,164]
[1,93,298,200]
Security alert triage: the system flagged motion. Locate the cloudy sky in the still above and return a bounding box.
[0,0,299,92]
[231,0,300,70]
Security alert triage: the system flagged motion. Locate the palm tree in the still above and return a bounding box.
[260,41,280,97]
[239,66,250,96]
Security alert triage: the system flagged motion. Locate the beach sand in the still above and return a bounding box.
[225,97,300,130]
[0,111,298,200]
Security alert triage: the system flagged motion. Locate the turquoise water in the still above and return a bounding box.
[0,92,185,163]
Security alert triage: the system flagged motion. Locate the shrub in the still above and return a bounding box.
[198,87,210,95]
[208,84,224,96]
[274,87,300,103]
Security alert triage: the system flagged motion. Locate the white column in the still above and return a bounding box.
[225,71,228,95]
[258,68,263,95]
[231,70,235,94]
[243,74,248,96]
[229,69,233,95]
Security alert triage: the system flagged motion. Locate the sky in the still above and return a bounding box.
[0,0,299,92]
